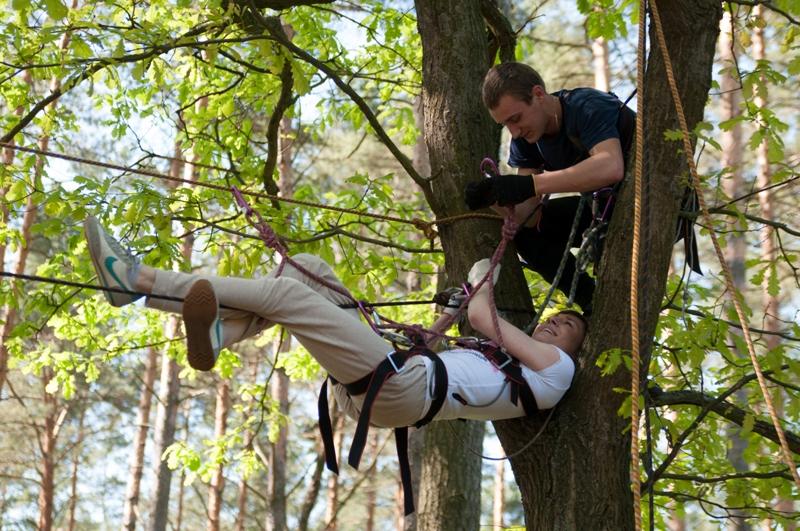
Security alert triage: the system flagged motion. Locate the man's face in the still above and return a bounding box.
[488,87,550,143]
[531,312,587,356]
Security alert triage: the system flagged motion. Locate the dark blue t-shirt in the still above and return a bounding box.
[508,88,634,171]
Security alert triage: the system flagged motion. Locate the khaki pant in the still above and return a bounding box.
[146,253,430,427]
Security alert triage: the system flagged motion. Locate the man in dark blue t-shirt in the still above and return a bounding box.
[464,62,635,313]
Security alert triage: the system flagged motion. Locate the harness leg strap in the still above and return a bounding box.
[317,378,339,474]
[395,427,415,515]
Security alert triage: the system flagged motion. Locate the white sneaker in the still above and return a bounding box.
[84,216,142,307]
[183,279,223,371]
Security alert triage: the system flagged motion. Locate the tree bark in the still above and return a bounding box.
[752,8,795,530]
[502,1,721,527]
[365,432,378,531]
[67,406,86,531]
[414,2,502,529]
[148,337,181,531]
[492,459,505,529]
[37,368,57,531]
[122,346,159,530]
[207,379,230,531]
[719,11,751,531]
[266,112,295,531]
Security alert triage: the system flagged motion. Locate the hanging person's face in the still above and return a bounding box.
[488,85,552,144]
[531,312,587,356]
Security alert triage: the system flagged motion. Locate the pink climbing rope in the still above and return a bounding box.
[231,185,520,350]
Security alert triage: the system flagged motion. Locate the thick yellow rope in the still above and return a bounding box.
[630,0,646,529]
[649,0,800,489]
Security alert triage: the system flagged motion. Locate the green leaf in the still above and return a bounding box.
[741,413,754,436]
[767,263,780,297]
[11,0,29,10]
[43,0,68,19]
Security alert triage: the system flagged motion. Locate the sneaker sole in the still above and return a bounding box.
[84,217,118,306]
[183,279,219,371]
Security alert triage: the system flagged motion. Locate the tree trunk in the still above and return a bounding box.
[149,338,181,531]
[149,135,198,531]
[67,406,86,531]
[718,11,752,531]
[324,414,345,530]
[752,8,795,530]
[122,346,159,530]
[591,29,611,92]
[267,113,295,531]
[365,432,378,531]
[422,0,723,527]
[492,459,505,529]
[207,379,230,531]
[414,3,501,528]
[37,367,64,531]
[235,355,262,531]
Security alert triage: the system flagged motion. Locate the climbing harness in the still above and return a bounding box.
[317,331,448,516]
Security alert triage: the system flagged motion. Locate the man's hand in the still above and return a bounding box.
[468,258,500,288]
[492,174,536,205]
[464,179,496,210]
[464,174,536,210]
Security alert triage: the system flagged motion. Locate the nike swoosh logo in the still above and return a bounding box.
[214,318,223,350]
[104,256,129,291]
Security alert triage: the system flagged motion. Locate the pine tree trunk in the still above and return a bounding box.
[365,433,378,531]
[67,406,86,531]
[122,346,159,530]
[297,429,327,531]
[207,379,230,531]
[149,339,181,531]
[234,355,262,531]
[150,136,198,531]
[324,414,345,530]
[719,11,752,531]
[752,8,795,530]
[37,368,58,531]
[266,113,295,531]
[591,26,611,92]
[492,460,505,529]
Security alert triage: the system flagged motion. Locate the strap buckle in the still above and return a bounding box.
[386,350,405,373]
[489,348,513,369]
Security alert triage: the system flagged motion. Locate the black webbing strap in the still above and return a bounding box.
[316,345,448,515]
[317,378,339,474]
[395,427,414,515]
[479,344,540,417]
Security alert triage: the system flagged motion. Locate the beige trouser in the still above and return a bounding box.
[145,253,430,428]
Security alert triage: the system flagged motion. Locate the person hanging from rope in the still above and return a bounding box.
[465,62,700,314]
[84,214,586,513]
[85,214,585,415]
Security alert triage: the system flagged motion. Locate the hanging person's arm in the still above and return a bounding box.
[465,259,560,371]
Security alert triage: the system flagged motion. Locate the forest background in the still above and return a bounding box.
[0,0,798,530]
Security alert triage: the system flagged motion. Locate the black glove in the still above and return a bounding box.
[493,174,536,206]
[464,179,497,210]
[464,174,536,210]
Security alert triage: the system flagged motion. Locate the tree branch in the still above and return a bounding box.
[480,0,516,63]
[660,469,795,483]
[249,14,427,191]
[729,0,800,25]
[662,303,799,342]
[1,24,222,143]
[649,388,800,455]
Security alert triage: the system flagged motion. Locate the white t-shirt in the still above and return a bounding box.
[424,347,575,421]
